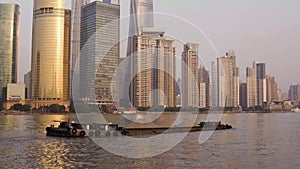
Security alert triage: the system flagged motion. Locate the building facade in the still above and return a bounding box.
[266,75,278,103]
[127,0,154,58]
[288,84,300,101]
[31,0,71,108]
[256,63,267,107]
[211,61,218,108]
[2,83,25,109]
[239,83,247,109]
[70,0,90,99]
[24,71,31,99]
[0,3,20,104]
[217,51,239,108]
[246,62,257,108]
[130,30,176,108]
[182,43,199,108]
[80,1,120,104]
[199,65,210,108]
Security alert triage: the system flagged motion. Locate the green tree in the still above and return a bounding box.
[100,105,109,113]
[49,104,66,113]
[10,103,23,111]
[22,105,31,112]
[0,102,3,111]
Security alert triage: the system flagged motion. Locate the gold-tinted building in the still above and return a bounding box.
[31,0,70,108]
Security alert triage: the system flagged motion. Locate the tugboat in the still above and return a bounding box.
[46,120,87,137]
[46,121,124,138]
[199,121,232,130]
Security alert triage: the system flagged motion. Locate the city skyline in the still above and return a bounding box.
[1,0,300,93]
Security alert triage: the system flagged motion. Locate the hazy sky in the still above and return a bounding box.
[1,0,300,93]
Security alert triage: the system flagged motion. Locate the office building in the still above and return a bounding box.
[0,3,20,104]
[246,62,257,108]
[24,71,31,99]
[70,0,90,99]
[239,83,247,109]
[31,0,71,108]
[217,51,239,108]
[182,43,199,108]
[2,83,25,109]
[256,63,267,106]
[80,1,120,104]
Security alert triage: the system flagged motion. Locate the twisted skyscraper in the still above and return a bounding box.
[127,0,154,56]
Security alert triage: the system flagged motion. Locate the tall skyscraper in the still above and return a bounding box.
[70,0,90,99]
[288,84,300,101]
[199,65,210,108]
[31,0,71,108]
[266,75,278,103]
[130,29,176,108]
[0,3,20,104]
[239,83,247,109]
[211,61,218,108]
[182,43,199,108]
[246,62,257,108]
[217,51,239,108]
[80,1,120,104]
[127,0,154,57]
[256,63,267,106]
[24,71,31,99]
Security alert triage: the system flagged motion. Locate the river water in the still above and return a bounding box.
[0,113,299,169]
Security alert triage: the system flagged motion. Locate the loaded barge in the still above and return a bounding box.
[46,121,232,137]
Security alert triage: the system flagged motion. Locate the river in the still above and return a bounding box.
[0,113,299,168]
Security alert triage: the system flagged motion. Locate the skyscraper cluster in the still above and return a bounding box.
[241,62,279,110]
[0,0,287,111]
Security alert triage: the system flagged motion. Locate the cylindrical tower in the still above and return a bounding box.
[31,0,70,108]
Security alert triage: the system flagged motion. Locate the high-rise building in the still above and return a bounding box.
[288,84,300,101]
[217,51,239,108]
[127,0,154,57]
[246,62,257,108]
[24,71,31,99]
[256,63,267,106]
[31,0,71,108]
[80,1,120,104]
[266,75,278,103]
[0,3,20,104]
[211,61,218,108]
[199,65,210,108]
[130,29,176,107]
[182,43,199,108]
[70,0,90,99]
[277,89,282,101]
[239,83,247,109]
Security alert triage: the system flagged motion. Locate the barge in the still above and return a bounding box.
[46,121,232,137]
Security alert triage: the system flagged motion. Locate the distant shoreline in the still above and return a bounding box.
[0,110,294,115]
[0,110,74,115]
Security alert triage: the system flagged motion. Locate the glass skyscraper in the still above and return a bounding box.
[31,0,71,108]
[127,0,154,57]
[80,1,120,104]
[0,3,20,103]
[70,0,90,99]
